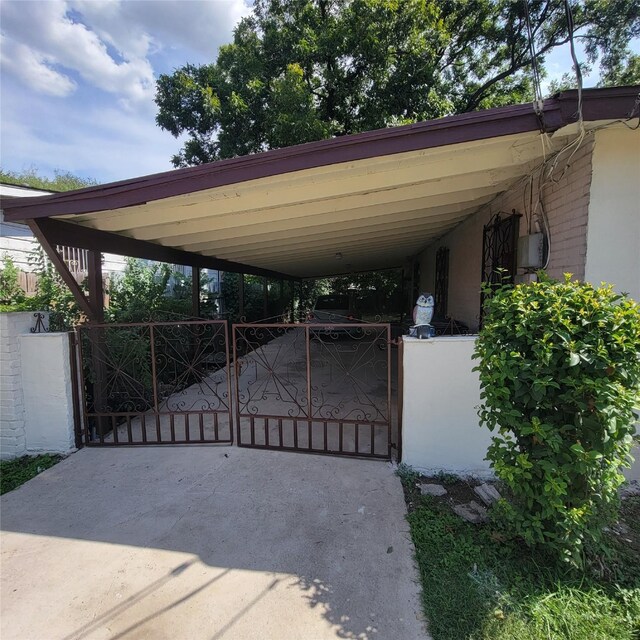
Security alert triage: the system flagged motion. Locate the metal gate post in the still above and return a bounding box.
[233,324,242,446]
[305,324,312,446]
[224,320,234,444]
[396,336,404,462]
[386,324,392,458]
[68,331,83,449]
[192,267,201,318]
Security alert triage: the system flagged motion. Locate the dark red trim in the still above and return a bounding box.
[1,86,640,222]
[2,86,637,223]
[27,220,95,320]
[30,218,298,280]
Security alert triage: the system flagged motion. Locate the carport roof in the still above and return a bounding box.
[2,85,637,279]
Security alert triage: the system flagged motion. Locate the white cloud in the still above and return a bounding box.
[1,0,156,103]
[1,81,179,181]
[0,0,249,183]
[1,36,77,97]
[0,0,251,103]
[72,0,252,61]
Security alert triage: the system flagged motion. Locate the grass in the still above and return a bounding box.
[0,454,63,495]
[400,471,640,640]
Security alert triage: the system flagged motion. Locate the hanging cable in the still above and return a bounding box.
[523,0,544,116]
[564,0,583,125]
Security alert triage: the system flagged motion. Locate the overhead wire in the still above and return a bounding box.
[520,0,592,268]
[523,0,545,116]
[564,0,584,127]
[487,2,636,274]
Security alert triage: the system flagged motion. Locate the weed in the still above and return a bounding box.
[395,462,420,488]
[406,493,640,640]
[0,454,63,495]
[434,470,459,485]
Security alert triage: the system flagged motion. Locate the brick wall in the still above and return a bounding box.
[418,138,594,331]
[0,313,33,458]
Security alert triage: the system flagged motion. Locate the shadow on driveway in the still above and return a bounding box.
[0,446,427,640]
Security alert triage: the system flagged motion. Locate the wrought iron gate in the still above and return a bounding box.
[232,323,392,459]
[73,319,394,459]
[75,320,233,446]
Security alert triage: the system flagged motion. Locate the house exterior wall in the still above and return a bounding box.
[407,127,639,481]
[417,137,594,331]
[0,184,126,275]
[0,212,127,275]
[584,127,640,482]
[584,127,640,302]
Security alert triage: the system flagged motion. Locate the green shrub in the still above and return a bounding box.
[473,274,640,564]
[0,254,26,305]
[28,246,82,330]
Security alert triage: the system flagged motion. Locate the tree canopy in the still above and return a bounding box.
[0,167,97,192]
[156,0,640,167]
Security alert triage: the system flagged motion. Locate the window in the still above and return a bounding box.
[480,212,520,323]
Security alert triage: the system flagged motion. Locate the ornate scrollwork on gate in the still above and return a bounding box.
[81,325,154,414]
[308,325,389,424]
[234,325,308,418]
[77,320,233,445]
[153,322,229,412]
[233,322,392,459]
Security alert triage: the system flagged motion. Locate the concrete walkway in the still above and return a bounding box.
[0,447,427,640]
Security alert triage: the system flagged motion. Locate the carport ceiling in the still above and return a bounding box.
[62,132,542,277]
[3,86,635,278]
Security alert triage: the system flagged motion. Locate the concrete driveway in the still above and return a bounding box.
[0,447,426,640]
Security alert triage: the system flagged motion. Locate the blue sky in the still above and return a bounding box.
[1,0,251,184]
[0,1,637,186]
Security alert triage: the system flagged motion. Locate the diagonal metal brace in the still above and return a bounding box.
[27,219,96,322]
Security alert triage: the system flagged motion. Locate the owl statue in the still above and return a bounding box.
[410,292,435,339]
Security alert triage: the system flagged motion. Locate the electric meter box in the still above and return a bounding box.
[517,233,544,269]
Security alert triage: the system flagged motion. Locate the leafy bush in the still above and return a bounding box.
[0,254,27,306]
[474,274,640,564]
[108,259,184,322]
[29,246,82,330]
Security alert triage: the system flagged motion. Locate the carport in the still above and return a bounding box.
[1,94,590,306]
[0,88,628,459]
[2,89,627,320]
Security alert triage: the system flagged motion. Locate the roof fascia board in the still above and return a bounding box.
[1,106,547,221]
[2,86,637,223]
[33,217,298,281]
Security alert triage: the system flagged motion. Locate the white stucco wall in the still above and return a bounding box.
[401,336,493,477]
[19,333,76,454]
[584,126,640,481]
[0,311,75,458]
[584,126,640,302]
[401,335,640,482]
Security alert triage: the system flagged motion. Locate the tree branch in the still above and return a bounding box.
[463,34,572,112]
